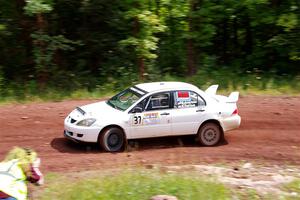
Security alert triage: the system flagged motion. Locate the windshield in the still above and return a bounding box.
[107,88,143,111]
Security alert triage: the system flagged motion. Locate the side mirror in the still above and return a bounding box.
[131,106,143,113]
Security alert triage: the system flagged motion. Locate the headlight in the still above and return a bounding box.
[76,118,96,127]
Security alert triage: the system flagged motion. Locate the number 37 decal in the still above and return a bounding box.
[132,113,160,125]
[133,116,142,125]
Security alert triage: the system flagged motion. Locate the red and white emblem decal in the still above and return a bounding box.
[177,91,190,98]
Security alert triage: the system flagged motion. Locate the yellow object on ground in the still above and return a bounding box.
[0,159,28,200]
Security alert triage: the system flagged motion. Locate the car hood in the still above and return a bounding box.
[69,101,122,121]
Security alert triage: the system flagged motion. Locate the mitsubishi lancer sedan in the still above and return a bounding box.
[64,82,241,152]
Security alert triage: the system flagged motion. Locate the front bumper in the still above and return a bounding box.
[64,130,81,143]
[64,122,102,143]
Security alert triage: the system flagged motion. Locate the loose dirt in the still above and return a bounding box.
[0,96,300,172]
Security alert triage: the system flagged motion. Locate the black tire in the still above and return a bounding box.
[198,122,223,146]
[99,127,125,152]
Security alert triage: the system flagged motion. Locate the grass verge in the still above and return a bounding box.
[1,72,299,104]
[35,168,300,200]
[37,169,230,200]
[282,179,300,200]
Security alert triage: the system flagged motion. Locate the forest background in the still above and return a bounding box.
[0,0,299,101]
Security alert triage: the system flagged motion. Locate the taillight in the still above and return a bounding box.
[232,108,238,115]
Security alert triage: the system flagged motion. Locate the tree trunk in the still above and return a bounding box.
[138,57,145,80]
[187,39,196,75]
[222,19,228,64]
[244,14,252,55]
[36,13,48,89]
[233,16,239,57]
[186,0,197,76]
[133,16,145,80]
[16,0,33,68]
[37,13,45,31]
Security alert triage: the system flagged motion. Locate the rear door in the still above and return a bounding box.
[129,92,172,138]
[170,90,207,135]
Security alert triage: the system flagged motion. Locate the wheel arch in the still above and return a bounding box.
[198,119,224,134]
[97,124,127,143]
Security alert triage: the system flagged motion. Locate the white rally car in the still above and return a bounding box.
[64,82,241,152]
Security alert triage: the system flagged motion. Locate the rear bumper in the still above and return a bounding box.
[221,115,241,132]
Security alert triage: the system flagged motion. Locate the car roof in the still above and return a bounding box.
[135,82,200,93]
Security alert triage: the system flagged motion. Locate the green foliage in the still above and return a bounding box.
[31,31,81,73]
[0,24,6,32]
[277,13,298,32]
[120,9,166,60]
[1,70,299,104]
[39,170,230,200]
[0,0,299,98]
[24,0,53,15]
[178,65,300,95]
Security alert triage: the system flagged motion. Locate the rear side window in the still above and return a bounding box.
[174,91,205,108]
[146,92,171,110]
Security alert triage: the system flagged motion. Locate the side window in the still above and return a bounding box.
[137,97,149,109]
[174,91,205,108]
[146,92,171,111]
[130,97,149,113]
[197,95,206,106]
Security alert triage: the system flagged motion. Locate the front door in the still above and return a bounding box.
[129,92,172,139]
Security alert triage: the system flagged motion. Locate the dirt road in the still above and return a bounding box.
[0,96,300,172]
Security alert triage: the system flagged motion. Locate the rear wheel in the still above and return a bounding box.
[99,127,124,152]
[198,122,222,146]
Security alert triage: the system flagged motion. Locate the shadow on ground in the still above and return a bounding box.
[51,136,228,153]
[50,138,100,153]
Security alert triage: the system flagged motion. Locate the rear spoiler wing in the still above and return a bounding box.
[205,85,219,95]
[205,85,239,103]
[227,92,239,103]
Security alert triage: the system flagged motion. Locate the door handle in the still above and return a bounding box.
[161,112,170,116]
[196,109,205,112]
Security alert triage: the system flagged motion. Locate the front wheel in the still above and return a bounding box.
[99,127,125,152]
[198,122,223,146]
